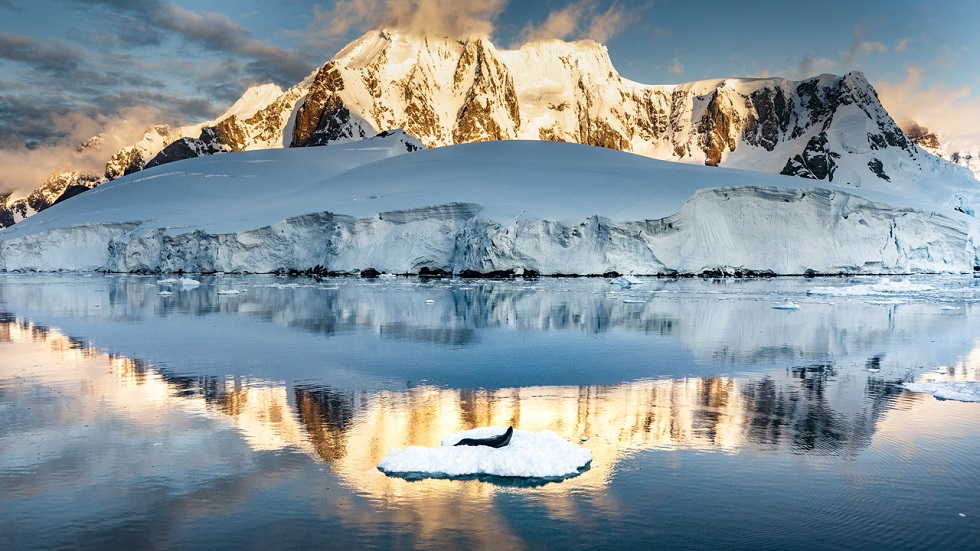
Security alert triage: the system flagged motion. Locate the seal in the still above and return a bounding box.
[453,426,514,448]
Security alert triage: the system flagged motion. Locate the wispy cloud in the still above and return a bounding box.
[519,0,636,44]
[841,26,888,68]
[668,53,684,77]
[312,0,508,39]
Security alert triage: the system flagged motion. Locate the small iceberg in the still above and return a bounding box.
[177,277,201,289]
[610,275,642,289]
[771,301,800,310]
[217,290,241,296]
[157,277,178,284]
[377,427,592,482]
[157,291,173,296]
[903,382,980,402]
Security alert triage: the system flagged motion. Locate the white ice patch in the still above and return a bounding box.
[177,277,201,288]
[806,278,935,297]
[610,275,643,288]
[377,427,592,480]
[771,301,800,310]
[903,382,980,402]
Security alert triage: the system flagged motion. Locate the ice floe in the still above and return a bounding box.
[377,427,592,481]
[177,277,201,288]
[610,275,643,289]
[806,277,934,297]
[771,301,800,310]
[903,382,980,402]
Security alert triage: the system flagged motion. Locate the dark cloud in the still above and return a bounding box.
[0,33,84,73]
[63,0,315,84]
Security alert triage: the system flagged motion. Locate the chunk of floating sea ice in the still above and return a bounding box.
[425,299,435,304]
[378,427,592,480]
[623,299,644,304]
[157,278,177,284]
[940,306,961,311]
[177,277,201,288]
[217,290,241,295]
[158,291,173,296]
[771,301,800,310]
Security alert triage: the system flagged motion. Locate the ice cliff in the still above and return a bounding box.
[0,137,974,275]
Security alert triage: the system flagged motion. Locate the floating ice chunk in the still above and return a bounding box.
[623,299,645,304]
[158,291,173,296]
[940,306,961,311]
[807,277,934,297]
[377,427,592,480]
[177,277,201,288]
[217,290,241,296]
[771,301,800,310]
[610,275,642,288]
[580,436,589,442]
[157,278,178,284]
[903,382,980,402]
[425,299,435,304]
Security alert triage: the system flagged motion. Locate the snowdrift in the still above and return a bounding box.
[0,136,975,275]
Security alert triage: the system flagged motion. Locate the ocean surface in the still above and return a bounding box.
[1,273,978,550]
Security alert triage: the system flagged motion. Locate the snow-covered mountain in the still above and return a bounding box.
[0,135,974,275]
[902,121,980,181]
[5,30,975,229]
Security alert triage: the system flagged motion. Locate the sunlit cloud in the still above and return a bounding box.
[313,0,508,39]
[0,106,168,196]
[519,0,636,44]
[877,65,980,152]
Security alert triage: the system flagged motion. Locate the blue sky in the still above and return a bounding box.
[0,0,978,191]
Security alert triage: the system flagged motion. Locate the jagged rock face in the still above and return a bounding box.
[145,137,222,170]
[781,133,839,180]
[903,122,944,157]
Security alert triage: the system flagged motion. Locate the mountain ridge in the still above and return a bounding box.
[2,30,975,228]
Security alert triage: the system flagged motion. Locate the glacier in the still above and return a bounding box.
[0,134,976,275]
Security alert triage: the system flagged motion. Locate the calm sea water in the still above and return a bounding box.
[1,274,978,550]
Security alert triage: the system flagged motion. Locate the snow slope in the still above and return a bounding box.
[0,136,974,275]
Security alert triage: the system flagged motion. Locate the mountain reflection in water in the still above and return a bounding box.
[1,313,963,493]
[2,274,979,549]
